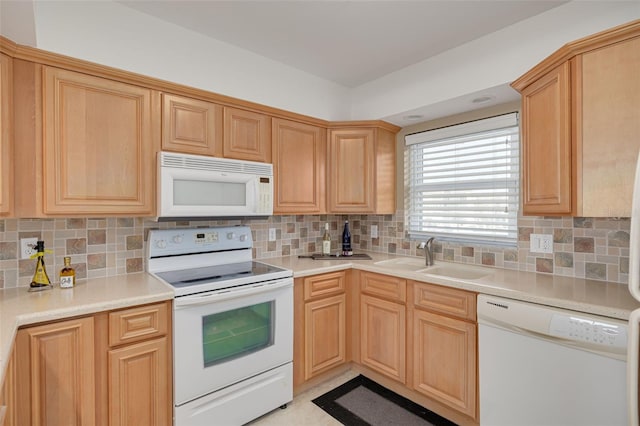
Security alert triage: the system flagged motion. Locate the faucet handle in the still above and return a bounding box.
[416,241,427,249]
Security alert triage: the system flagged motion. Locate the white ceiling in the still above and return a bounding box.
[117,1,567,89]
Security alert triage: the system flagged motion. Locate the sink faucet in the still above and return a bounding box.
[417,237,435,266]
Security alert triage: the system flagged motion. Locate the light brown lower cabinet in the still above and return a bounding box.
[0,301,172,426]
[360,294,406,383]
[409,281,477,420]
[108,337,170,426]
[294,271,348,388]
[292,270,480,424]
[13,316,96,426]
[358,271,407,384]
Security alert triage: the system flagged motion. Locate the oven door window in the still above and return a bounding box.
[202,301,274,367]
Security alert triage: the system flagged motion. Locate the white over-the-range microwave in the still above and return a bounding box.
[157,151,273,220]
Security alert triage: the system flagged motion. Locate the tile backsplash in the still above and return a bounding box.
[0,212,629,288]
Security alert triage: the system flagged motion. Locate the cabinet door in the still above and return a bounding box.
[412,309,476,419]
[579,36,640,217]
[162,93,222,156]
[0,53,12,217]
[17,317,96,426]
[0,340,17,426]
[223,107,271,162]
[108,337,171,426]
[42,67,158,215]
[304,294,346,380]
[360,294,405,383]
[272,118,326,214]
[329,128,376,213]
[521,62,573,215]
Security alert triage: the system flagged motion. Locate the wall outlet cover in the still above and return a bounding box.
[268,228,276,241]
[530,234,553,254]
[20,237,39,259]
[371,225,378,239]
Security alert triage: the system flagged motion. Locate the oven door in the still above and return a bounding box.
[173,278,293,406]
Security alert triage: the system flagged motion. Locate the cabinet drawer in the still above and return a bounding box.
[303,271,346,300]
[413,282,476,321]
[360,272,406,303]
[109,302,169,347]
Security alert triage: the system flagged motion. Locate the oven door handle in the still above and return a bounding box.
[174,279,292,308]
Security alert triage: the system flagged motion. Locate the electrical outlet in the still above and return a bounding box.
[371,225,378,239]
[530,234,553,254]
[20,237,39,259]
[268,228,276,241]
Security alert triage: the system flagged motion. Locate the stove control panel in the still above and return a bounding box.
[195,231,219,244]
[147,226,253,257]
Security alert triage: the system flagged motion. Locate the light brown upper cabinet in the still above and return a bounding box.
[272,118,326,214]
[513,20,640,217]
[328,125,397,214]
[223,106,271,162]
[161,93,222,157]
[13,63,159,217]
[0,53,13,217]
[519,62,572,215]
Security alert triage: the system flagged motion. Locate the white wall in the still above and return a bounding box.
[29,1,351,121]
[1,1,638,124]
[351,1,640,122]
[0,0,37,46]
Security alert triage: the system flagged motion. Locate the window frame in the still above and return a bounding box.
[404,112,520,247]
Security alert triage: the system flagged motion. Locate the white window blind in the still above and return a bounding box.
[405,113,519,246]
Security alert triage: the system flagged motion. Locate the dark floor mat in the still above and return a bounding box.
[312,375,458,426]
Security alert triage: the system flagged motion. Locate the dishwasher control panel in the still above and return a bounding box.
[549,314,627,349]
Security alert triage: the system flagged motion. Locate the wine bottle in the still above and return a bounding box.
[322,223,331,255]
[342,221,352,256]
[29,240,52,292]
[59,256,76,288]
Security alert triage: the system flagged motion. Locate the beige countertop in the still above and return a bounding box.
[1,251,638,391]
[261,252,640,321]
[0,273,173,389]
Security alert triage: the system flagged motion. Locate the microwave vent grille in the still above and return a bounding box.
[161,153,272,176]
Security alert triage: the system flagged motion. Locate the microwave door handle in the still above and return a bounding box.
[174,279,291,308]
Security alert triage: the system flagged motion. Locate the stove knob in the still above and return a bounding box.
[155,239,167,249]
[172,235,183,244]
[239,234,247,242]
[227,232,235,240]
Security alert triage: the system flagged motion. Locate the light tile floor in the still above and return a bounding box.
[248,369,359,426]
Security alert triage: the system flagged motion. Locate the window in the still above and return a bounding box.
[405,113,519,246]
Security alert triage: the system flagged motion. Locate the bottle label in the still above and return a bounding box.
[322,240,331,255]
[60,276,74,288]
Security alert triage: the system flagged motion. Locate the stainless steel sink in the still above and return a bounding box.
[418,262,494,280]
[373,257,427,271]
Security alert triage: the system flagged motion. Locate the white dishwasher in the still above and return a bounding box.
[478,294,628,426]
